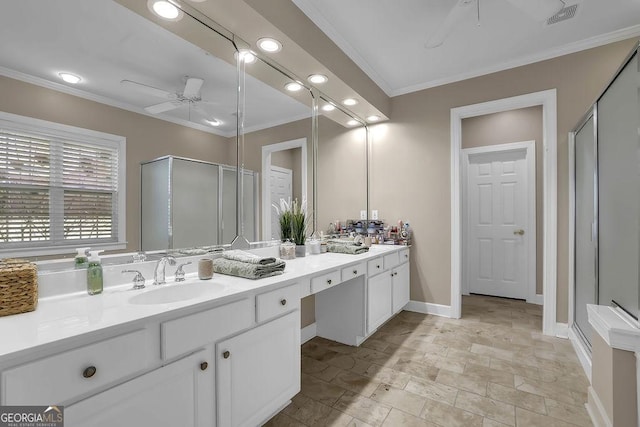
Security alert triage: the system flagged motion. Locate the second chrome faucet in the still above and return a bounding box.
[153,256,176,286]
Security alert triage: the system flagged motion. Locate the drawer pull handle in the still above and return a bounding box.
[353,270,358,275]
[223,351,230,359]
[200,362,209,371]
[327,279,332,285]
[82,366,97,379]
[280,299,287,306]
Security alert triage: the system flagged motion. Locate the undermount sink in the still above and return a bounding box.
[129,282,226,305]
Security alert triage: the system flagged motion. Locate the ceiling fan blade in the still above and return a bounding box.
[120,79,174,99]
[145,100,184,114]
[425,0,474,49]
[505,0,564,21]
[182,77,204,99]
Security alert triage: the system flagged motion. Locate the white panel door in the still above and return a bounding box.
[270,166,293,240]
[466,148,530,299]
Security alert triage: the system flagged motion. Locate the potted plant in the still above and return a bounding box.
[273,198,292,242]
[291,198,308,257]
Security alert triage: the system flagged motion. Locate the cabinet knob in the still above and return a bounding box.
[391,273,394,277]
[223,351,230,359]
[82,366,97,379]
[200,361,208,371]
[280,299,287,306]
[353,270,358,275]
[376,265,380,269]
[327,279,332,285]
[405,254,408,258]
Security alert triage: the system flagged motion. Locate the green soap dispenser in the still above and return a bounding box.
[87,250,104,295]
[74,247,90,269]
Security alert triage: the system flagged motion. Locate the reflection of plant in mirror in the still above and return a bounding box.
[272,198,292,242]
[291,198,308,246]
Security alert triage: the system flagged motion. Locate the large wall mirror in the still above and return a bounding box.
[0,0,370,261]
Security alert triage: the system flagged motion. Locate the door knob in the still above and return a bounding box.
[513,229,525,236]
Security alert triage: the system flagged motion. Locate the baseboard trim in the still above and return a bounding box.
[527,294,544,306]
[568,327,592,382]
[555,322,569,339]
[301,322,317,344]
[586,386,613,427]
[405,301,452,318]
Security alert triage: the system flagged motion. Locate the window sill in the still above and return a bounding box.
[0,242,128,259]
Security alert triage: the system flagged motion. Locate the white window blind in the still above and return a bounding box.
[0,113,125,255]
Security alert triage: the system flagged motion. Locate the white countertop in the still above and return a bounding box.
[0,245,405,363]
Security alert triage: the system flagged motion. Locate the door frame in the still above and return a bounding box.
[451,89,558,336]
[462,140,538,304]
[261,138,307,241]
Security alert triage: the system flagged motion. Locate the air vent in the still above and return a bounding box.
[546,4,579,25]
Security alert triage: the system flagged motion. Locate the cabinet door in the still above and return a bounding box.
[217,311,300,427]
[392,262,410,314]
[367,272,393,334]
[66,349,214,427]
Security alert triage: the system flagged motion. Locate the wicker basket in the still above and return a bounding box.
[0,259,38,317]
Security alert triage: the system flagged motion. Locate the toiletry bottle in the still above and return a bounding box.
[74,247,90,269]
[87,250,104,295]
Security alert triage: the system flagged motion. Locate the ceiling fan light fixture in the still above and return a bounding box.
[285,82,303,92]
[149,0,182,21]
[257,37,282,53]
[342,98,358,106]
[308,74,328,84]
[58,72,81,84]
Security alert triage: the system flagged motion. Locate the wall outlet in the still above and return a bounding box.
[372,210,379,220]
[360,210,367,220]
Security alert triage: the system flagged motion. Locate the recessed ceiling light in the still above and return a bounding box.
[285,82,303,92]
[236,50,256,64]
[257,37,282,53]
[308,74,328,84]
[342,98,358,106]
[321,104,336,112]
[206,119,221,127]
[367,115,381,122]
[347,119,360,126]
[149,0,182,20]
[59,73,81,84]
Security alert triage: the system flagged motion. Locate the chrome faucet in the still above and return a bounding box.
[153,255,176,285]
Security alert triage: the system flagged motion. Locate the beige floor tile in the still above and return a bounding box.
[333,391,392,427]
[421,353,466,374]
[362,363,412,389]
[454,390,516,426]
[436,368,488,396]
[327,354,365,371]
[446,347,491,367]
[264,412,308,427]
[515,407,585,427]
[489,358,541,381]
[514,375,584,406]
[404,377,458,406]
[420,397,483,427]
[544,398,593,426]
[301,375,348,406]
[382,408,439,426]
[393,358,440,381]
[284,394,335,425]
[331,370,381,397]
[482,418,511,427]
[370,384,427,416]
[315,409,358,427]
[486,382,546,414]
[463,363,515,388]
[470,343,514,361]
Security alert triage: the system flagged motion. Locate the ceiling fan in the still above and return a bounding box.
[425,0,568,48]
[121,76,213,115]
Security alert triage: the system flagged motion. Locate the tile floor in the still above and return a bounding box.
[265,295,592,427]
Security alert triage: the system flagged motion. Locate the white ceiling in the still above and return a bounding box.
[0,0,310,137]
[293,0,640,96]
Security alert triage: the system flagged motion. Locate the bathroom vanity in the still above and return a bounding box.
[0,245,409,427]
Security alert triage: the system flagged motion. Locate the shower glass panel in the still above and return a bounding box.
[598,51,640,319]
[574,112,597,346]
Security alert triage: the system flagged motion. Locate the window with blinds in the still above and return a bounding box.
[0,113,125,255]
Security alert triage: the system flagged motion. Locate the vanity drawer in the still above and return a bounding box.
[367,257,384,276]
[341,262,366,282]
[1,329,154,405]
[383,252,400,270]
[310,270,341,294]
[256,283,300,323]
[161,298,252,360]
[399,248,410,263]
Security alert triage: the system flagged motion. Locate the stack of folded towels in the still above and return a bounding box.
[212,250,286,279]
[326,239,370,255]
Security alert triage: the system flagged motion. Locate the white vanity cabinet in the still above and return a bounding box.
[392,257,410,314]
[216,310,300,427]
[367,269,393,334]
[66,348,214,427]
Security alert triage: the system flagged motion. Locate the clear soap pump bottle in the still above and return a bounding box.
[87,250,104,295]
[74,247,90,269]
